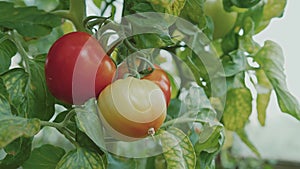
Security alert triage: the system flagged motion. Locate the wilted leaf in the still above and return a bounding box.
[223,88,252,130]
[255,69,272,126]
[255,40,300,120]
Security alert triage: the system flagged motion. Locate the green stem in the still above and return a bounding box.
[10,32,31,77]
[69,0,86,32]
[40,109,78,147]
[40,121,63,129]
[57,128,79,147]
[161,118,205,128]
[53,0,87,32]
[61,109,76,126]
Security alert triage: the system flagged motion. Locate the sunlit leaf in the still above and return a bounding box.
[223,88,252,130]
[255,69,272,126]
[147,0,186,16]
[257,0,287,32]
[255,40,300,120]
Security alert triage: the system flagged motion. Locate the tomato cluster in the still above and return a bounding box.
[45,32,171,141]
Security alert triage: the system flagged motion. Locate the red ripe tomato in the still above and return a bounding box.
[142,65,171,106]
[45,32,116,105]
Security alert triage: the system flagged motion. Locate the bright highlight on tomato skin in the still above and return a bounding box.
[97,77,167,141]
[45,32,116,105]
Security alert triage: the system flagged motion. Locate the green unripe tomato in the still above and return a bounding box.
[204,0,237,39]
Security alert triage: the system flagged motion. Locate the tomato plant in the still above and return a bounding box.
[97,77,166,141]
[45,31,116,104]
[0,0,299,169]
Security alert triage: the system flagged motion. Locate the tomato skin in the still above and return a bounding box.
[45,32,116,105]
[142,65,171,106]
[97,77,166,141]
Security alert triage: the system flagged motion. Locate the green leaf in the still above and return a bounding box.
[255,41,300,120]
[1,56,55,120]
[256,0,286,32]
[29,0,60,12]
[223,88,252,130]
[147,0,186,16]
[0,1,61,37]
[236,129,260,157]
[106,153,140,169]
[0,137,32,169]
[0,33,17,74]
[75,99,105,150]
[160,128,196,169]
[23,144,66,169]
[180,0,205,28]
[123,12,175,48]
[27,27,64,56]
[255,69,272,126]
[0,116,40,148]
[222,50,247,77]
[221,32,239,54]
[93,0,103,7]
[0,79,11,117]
[167,99,182,120]
[1,68,28,117]
[193,122,224,168]
[167,127,196,169]
[56,148,105,169]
